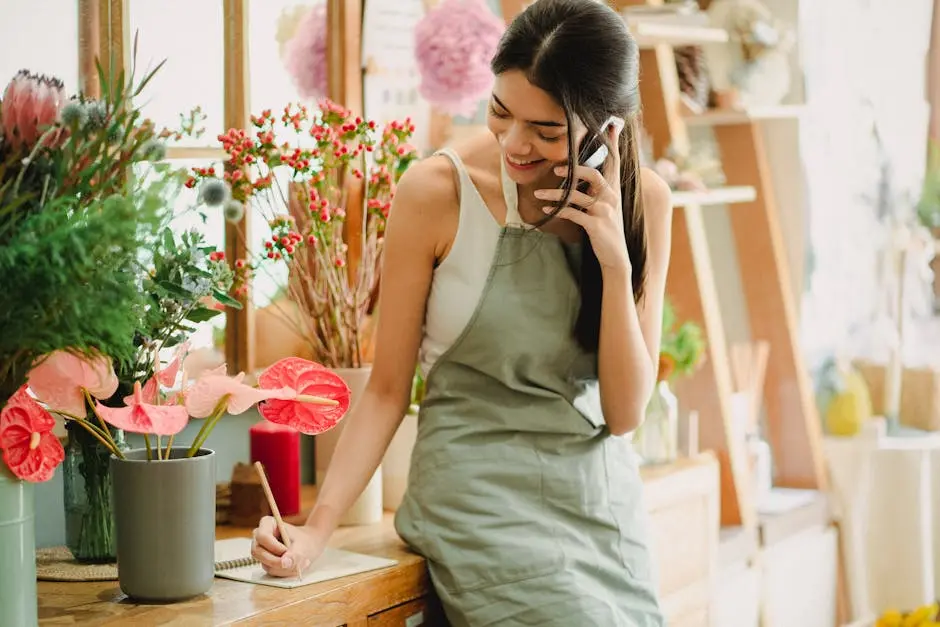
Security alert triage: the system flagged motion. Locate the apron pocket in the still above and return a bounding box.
[415,453,565,594]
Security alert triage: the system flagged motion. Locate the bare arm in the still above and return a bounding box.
[307,158,454,533]
[251,157,457,576]
[597,168,673,435]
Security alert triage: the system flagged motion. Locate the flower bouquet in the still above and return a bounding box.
[188,100,418,369]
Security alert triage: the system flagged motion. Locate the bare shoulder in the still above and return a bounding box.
[640,167,673,225]
[393,153,459,215]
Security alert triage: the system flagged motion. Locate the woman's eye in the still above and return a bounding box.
[538,134,562,143]
[488,104,509,119]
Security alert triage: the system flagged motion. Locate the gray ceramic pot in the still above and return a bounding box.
[0,466,37,627]
[111,448,216,602]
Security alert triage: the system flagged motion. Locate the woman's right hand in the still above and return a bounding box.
[250,516,328,578]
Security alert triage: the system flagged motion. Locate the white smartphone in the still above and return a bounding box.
[580,115,625,170]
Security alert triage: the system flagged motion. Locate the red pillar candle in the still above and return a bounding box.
[249,421,301,516]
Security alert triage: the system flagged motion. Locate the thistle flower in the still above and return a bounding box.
[199,178,230,207]
[1,69,65,150]
[59,100,87,128]
[83,100,107,130]
[223,199,245,223]
[141,139,167,162]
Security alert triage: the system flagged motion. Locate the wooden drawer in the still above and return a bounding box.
[368,596,446,627]
[644,457,720,599]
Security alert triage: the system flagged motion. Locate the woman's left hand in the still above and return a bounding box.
[534,125,630,273]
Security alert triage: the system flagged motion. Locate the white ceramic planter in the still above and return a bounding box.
[382,408,418,511]
[0,466,37,627]
[317,367,383,525]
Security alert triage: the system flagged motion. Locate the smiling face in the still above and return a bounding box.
[486,70,587,186]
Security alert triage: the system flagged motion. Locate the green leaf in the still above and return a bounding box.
[211,289,243,309]
[158,280,191,298]
[162,227,176,253]
[186,307,223,323]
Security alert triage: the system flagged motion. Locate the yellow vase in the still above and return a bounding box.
[825,364,874,437]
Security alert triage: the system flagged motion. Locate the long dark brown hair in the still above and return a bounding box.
[491,0,646,353]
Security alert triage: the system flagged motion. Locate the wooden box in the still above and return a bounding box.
[642,453,721,626]
[855,361,940,431]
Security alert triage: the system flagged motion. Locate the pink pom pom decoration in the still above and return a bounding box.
[283,2,329,100]
[414,0,506,117]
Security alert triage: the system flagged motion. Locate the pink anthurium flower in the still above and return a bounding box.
[0,385,65,482]
[96,381,189,436]
[27,350,119,417]
[185,370,298,418]
[127,341,191,405]
[257,357,350,435]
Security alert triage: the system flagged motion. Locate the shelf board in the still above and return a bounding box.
[164,146,229,161]
[757,488,831,546]
[719,525,759,567]
[671,186,757,207]
[629,21,729,48]
[684,105,805,127]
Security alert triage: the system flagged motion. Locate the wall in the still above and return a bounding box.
[797,0,934,369]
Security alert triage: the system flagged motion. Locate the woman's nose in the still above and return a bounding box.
[501,123,531,156]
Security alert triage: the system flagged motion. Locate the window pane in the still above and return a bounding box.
[0,0,78,92]
[246,0,317,309]
[128,0,224,147]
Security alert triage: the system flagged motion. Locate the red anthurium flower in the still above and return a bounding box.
[96,381,189,437]
[257,357,350,435]
[0,386,65,482]
[28,350,118,417]
[185,371,297,418]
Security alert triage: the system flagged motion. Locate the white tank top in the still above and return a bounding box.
[418,148,525,375]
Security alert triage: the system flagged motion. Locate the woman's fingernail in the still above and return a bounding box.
[281,556,294,569]
[541,206,552,213]
[554,166,566,174]
[533,190,547,198]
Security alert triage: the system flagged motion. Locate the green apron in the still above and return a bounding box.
[395,150,664,626]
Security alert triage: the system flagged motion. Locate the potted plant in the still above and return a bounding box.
[633,299,706,464]
[0,59,184,624]
[190,101,418,523]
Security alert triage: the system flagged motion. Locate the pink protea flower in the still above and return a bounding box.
[414,0,505,117]
[0,385,65,483]
[1,69,65,150]
[283,3,328,100]
[96,381,189,437]
[28,350,119,417]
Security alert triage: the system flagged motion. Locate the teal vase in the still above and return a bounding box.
[0,465,38,627]
[63,421,127,563]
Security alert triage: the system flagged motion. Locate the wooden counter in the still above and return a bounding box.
[38,512,441,627]
[38,453,719,627]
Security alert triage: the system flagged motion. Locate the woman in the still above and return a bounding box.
[251,0,673,624]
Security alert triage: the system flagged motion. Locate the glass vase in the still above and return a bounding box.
[634,380,679,465]
[63,420,127,563]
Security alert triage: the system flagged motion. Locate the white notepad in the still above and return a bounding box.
[213,537,398,589]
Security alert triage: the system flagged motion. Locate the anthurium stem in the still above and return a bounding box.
[83,390,123,457]
[164,434,175,459]
[144,434,152,461]
[186,395,231,457]
[60,415,122,458]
